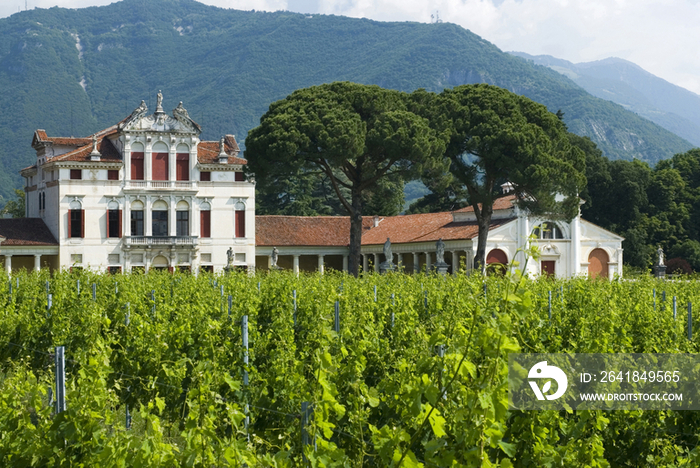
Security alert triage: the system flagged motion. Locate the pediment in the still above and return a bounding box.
[580,219,625,241]
[119,100,201,135]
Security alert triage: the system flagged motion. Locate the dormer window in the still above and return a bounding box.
[532,222,564,240]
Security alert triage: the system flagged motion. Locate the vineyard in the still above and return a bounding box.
[2,268,700,467]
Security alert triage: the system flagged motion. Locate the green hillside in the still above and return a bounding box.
[0,0,692,200]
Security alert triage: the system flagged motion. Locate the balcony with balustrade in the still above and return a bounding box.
[123,236,198,249]
[124,180,198,191]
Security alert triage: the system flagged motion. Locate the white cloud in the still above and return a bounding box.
[3,0,699,94]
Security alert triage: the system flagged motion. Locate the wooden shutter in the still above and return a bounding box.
[152,152,169,180]
[176,153,189,181]
[118,209,122,238]
[131,152,144,180]
[235,171,245,182]
[80,209,85,238]
[106,208,110,237]
[67,209,72,238]
[200,210,211,238]
[235,210,245,238]
[200,171,211,182]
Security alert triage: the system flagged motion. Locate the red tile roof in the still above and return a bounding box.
[453,195,516,213]
[361,212,514,245]
[0,218,58,246]
[256,212,515,247]
[49,135,121,162]
[256,216,354,247]
[197,136,246,165]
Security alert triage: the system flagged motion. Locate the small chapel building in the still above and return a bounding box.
[255,191,624,279]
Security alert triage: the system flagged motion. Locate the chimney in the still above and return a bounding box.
[373,216,379,227]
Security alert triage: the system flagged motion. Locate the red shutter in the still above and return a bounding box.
[234,172,245,182]
[200,171,211,182]
[118,209,123,238]
[67,210,72,238]
[108,170,119,180]
[176,153,189,181]
[152,153,169,181]
[131,152,144,180]
[235,210,245,238]
[200,211,211,238]
[106,209,110,237]
[81,209,85,238]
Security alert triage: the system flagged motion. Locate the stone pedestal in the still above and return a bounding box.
[379,261,395,275]
[224,265,234,275]
[653,264,666,278]
[433,261,449,276]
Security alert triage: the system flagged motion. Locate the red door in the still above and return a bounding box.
[541,260,555,277]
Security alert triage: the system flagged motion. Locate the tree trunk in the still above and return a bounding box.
[473,203,494,274]
[348,185,363,277]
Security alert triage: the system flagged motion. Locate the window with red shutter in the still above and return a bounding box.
[176,153,189,181]
[234,171,245,182]
[200,171,211,182]
[131,152,144,180]
[152,153,169,180]
[70,169,82,180]
[200,210,211,238]
[235,210,245,238]
[108,170,119,180]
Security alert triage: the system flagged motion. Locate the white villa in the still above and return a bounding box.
[0,95,623,279]
[4,96,255,273]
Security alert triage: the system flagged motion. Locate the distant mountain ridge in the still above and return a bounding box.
[0,0,693,200]
[510,52,700,147]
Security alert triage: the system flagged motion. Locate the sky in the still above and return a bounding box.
[3,0,700,95]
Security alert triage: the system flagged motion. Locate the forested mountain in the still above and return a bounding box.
[511,52,700,148]
[0,0,693,201]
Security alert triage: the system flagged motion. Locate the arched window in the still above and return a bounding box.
[200,201,211,238]
[176,200,189,237]
[152,141,169,181]
[131,142,144,180]
[176,144,190,181]
[68,199,84,238]
[532,222,564,240]
[235,201,246,238]
[131,200,144,236]
[152,199,168,237]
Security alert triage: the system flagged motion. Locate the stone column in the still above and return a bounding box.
[168,144,176,183]
[318,255,325,274]
[145,196,153,236]
[425,252,432,271]
[570,214,581,277]
[342,255,348,272]
[145,143,152,184]
[293,255,300,275]
[5,255,11,274]
[413,252,419,274]
[450,251,457,276]
[267,255,272,269]
[34,254,41,272]
[373,253,379,273]
[465,249,474,274]
[169,195,176,237]
[362,254,368,273]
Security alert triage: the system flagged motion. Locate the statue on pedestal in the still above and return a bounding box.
[271,247,279,268]
[434,238,449,275]
[653,246,667,279]
[226,247,234,267]
[379,238,395,274]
